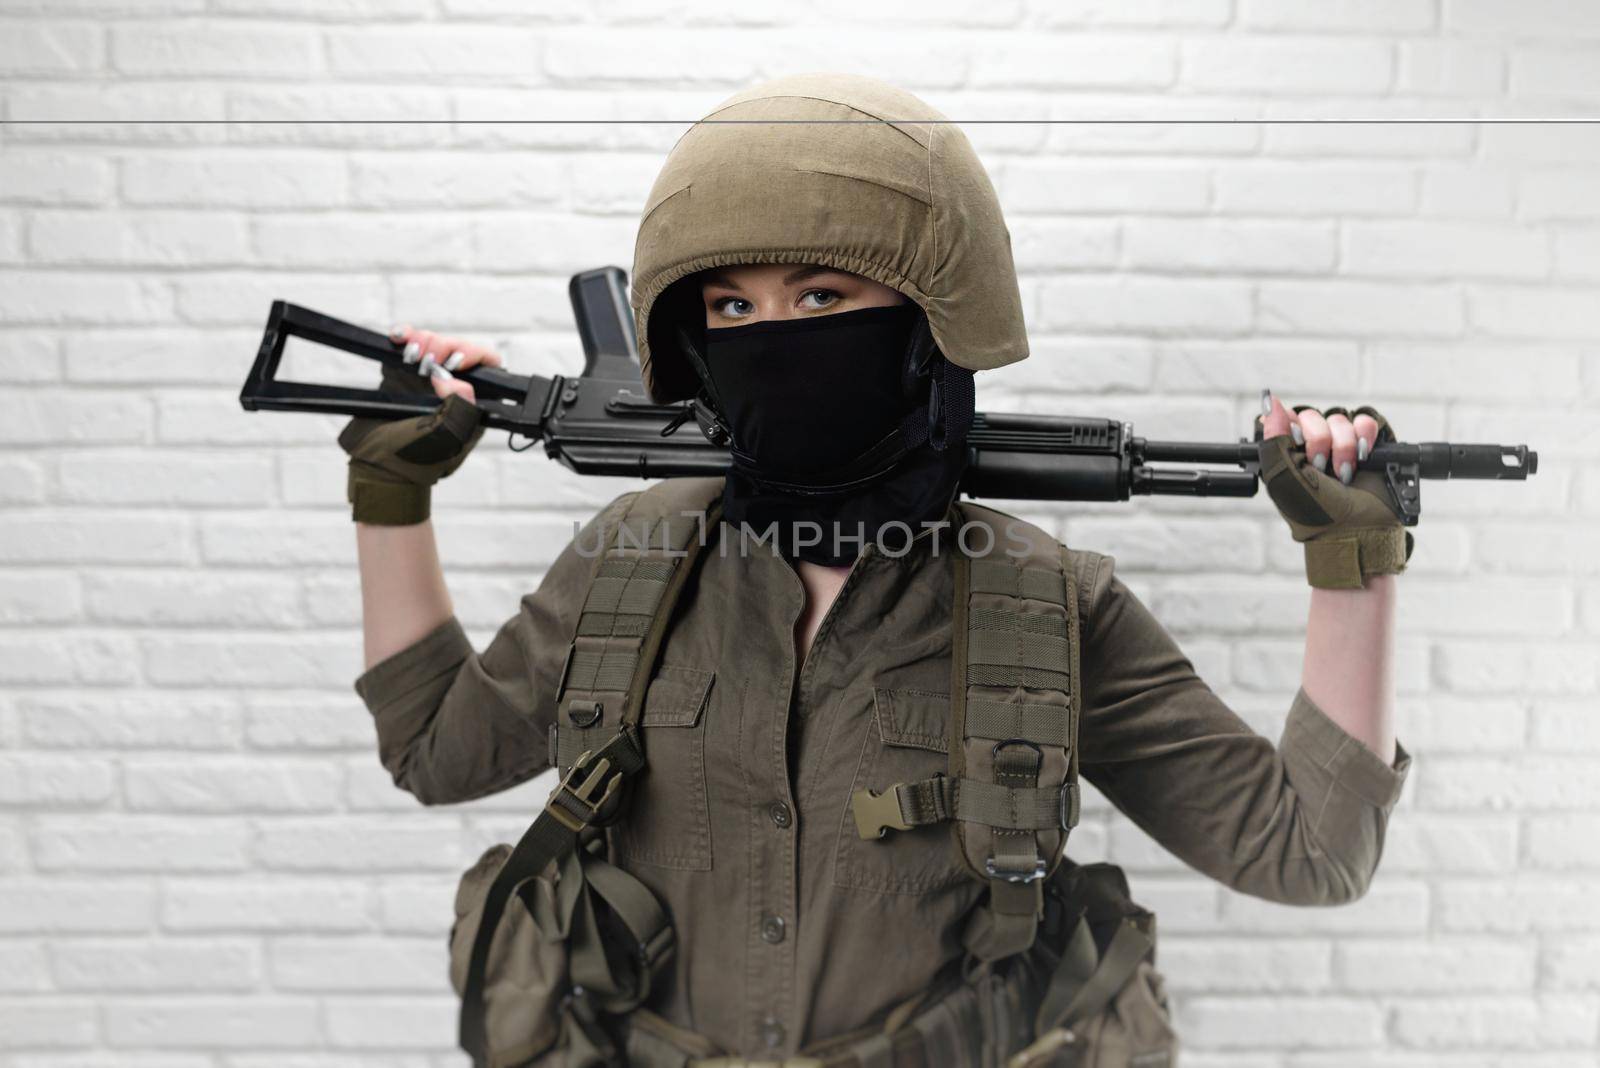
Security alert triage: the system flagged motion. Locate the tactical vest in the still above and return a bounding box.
[454,477,1173,1068]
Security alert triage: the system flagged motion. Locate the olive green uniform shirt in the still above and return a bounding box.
[353,489,1411,1057]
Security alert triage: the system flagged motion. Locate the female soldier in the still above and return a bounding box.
[339,74,1411,1065]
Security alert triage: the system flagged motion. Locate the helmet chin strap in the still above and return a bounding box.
[674,312,966,498]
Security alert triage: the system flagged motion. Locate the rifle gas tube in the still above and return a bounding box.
[240,266,1540,522]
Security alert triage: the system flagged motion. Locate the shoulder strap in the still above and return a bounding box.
[459,476,723,1068]
[847,502,1083,964]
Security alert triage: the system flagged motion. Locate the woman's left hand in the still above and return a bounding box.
[1255,388,1415,590]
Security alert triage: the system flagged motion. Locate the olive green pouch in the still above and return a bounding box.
[1011,861,1178,1068]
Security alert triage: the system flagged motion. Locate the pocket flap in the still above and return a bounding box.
[640,665,715,728]
[872,688,950,752]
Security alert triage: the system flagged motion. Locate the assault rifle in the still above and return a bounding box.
[239,267,1539,524]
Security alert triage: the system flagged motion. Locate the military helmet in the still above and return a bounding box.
[629,72,1029,405]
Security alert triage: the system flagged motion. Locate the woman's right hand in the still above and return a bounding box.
[335,324,506,526]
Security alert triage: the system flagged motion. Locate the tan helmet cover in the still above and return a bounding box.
[629,72,1028,404]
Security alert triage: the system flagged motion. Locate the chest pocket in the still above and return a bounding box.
[833,688,967,896]
[609,665,716,872]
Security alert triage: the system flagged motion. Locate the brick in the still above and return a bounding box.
[325,25,539,78]
[31,817,251,872]
[0,942,49,991]
[1183,38,1394,94]
[323,996,456,1049]
[254,213,473,270]
[0,879,156,933]
[1,331,63,382]
[0,20,102,74]
[1007,219,1120,272]
[1554,227,1600,281]
[0,999,98,1048]
[1364,345,1580,400]
[159,391,343,445]
[0,511,189,564]
[1520,170,1600,222]
[1402,695,1528,753]
[0,632,140,686]
[5,85,227,146]
[105,997,320,1048]
[1344,220,1549,280]
[1527,816,1600,870]
[84,569,300,628]
[1334,940,1535,992]
[467,213,642,272]
[29,210,249,267]
[63,328,260,384]
[1439,877,1600,932]
[22,691,241,750]
[1545,934,1600,988]
[60,451,276,507]
[270,937,446,991]
[1383,815,1519,874]
[1259,281,1463,338]
[1035,278,1253,336]
[163,878,372,932]
[1450,0,1600,36]
[1403,578,1570,636]
[1399,40,1506,97]
[1390,995,1598,1050]
[213,0,432,14]
[1239,0,1435,32]
[387,274,571,334]
[125,758,342,813]
[171,271,387,327]
[111,23,316,77]
[1003,161,1209,215]
[1180,996,1384,1049]
[0,272,173,325]
[0,150,113,205]
[1435,640,1598,697]
[1033,0,1229,26]
[1483,124,1600,164]
[1158,938,1331,993]
[5,389,154,446]
[970,36,1174,88]
[1423,757,1600,810]
[142,632,355,688]
[122,151,349,209]
[255,818,466,872]
[53,939,260,991]
[245,692,375,751]
[1531,700,1600,752]
[376,876,460,934]
[349,150,562,210]
[0,570,82,623]
[1265,123,1476,159]
[1220,881,1430,933]
[0,755,114,806]
[1126,219,1336,274]
[1513,46,1600,98]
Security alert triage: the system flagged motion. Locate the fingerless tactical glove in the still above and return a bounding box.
[336,364,485,526]
[1259,404,1414,590]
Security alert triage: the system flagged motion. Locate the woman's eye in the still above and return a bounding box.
[799,289,841,310]
[713,297,753,318]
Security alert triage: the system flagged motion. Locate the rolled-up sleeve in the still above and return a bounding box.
[351,490,639,806]
[1071,548,1412,905]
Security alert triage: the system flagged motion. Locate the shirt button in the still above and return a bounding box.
[760,913,786,944]
[768,801,792,828]
[760,1017,785,1049]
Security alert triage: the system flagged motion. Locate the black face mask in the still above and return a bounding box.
[694,302,974,566]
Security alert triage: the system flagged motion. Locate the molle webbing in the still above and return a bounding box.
[951,504,1082,964]
[550,482,723,776]
[847,504,1083,963]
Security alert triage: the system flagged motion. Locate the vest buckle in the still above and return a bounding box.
[984,855,1047,883]
[547,747,625,833]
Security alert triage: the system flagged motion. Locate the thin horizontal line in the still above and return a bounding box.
[1,118,1598,125]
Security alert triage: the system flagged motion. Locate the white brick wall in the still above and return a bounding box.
[1,3,1597,1064]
